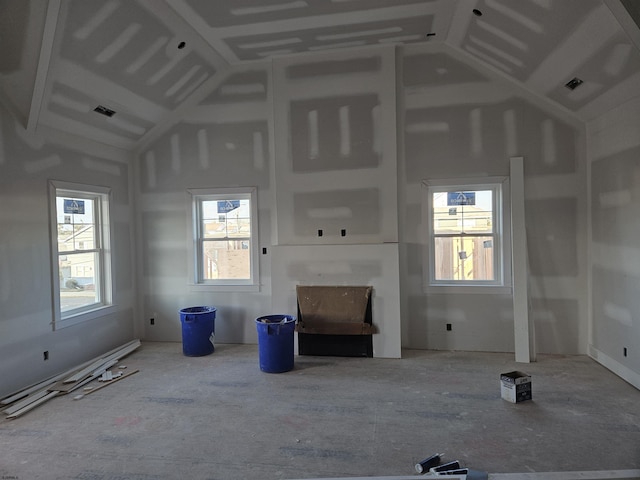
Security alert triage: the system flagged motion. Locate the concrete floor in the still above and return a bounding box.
[1,342,639,480]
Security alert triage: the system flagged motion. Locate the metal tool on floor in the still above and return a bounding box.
[414,453,488,479]
[415,453,444,473]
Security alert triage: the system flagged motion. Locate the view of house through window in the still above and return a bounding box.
[432,189,495,281]
[51,182,112,324]
[201,198,251,280]
[57,195,99,310]
[191,187,257,287]
[424,180,506,287]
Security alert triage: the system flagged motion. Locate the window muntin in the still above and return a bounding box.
[50,181,112,328]
[425,180,507,288]
[190,188,258,288]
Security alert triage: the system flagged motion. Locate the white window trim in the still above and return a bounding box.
[422,177,512,295]
[49,180,115,330]
[187,187,260,292]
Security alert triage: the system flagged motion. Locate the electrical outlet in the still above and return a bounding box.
[43,351,49,361]
[150,318,155,325]
[446,323,452,331]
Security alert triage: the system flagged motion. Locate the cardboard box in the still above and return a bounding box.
[500,371,532,403]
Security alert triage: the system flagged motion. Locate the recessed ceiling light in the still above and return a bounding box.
[473,9,483,16]
[94,105,116,117]
[565,77,584,90]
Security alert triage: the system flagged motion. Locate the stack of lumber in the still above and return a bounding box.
[1,339,141,419]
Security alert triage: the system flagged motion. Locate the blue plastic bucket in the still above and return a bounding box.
[179,306,216,356]
[255,315,296,373]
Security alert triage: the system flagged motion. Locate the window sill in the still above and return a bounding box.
[188,283,261,293]
[55,304,117,330]
[425,285,513,295]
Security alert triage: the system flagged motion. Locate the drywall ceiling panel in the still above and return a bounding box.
[546,34,640,118]
[457,0,601,82]
[60,0,216,108]
[38,0,221,147]
[223,15,434,61]
[0,0,48,127]
[184,0,435,28]
[3,0,639,152]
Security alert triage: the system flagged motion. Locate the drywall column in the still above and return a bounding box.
[511,156,535,362]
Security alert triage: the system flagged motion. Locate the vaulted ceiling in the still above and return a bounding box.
[1,0,639,153]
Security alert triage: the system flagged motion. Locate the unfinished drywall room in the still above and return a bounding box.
[1,0,639,478]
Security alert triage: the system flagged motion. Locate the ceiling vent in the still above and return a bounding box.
[94,105,116,117]
[564,77,584,91]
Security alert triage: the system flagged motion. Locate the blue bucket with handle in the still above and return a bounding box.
[255,315,296,373]
[179,306,216,356]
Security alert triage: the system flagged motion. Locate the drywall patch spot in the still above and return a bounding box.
[599,190,632,208]
[603,302,633,326]
[170,134,181,172]
[286,56,382,79]
[144,150,157,189]
[82,157,121,176]
[253,131,265,170]
[541,118,557,166]
[0,112,4,164]
[0,244,10,302]
[24,154,62,174]
[197,128,209,169]
[73,1,119,40]
[291,94,380,172]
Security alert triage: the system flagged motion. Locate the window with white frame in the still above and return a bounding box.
[49,181,113,328]
[423,178,511,290]
[188,187,258,289]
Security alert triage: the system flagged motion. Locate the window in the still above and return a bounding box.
[423,178,511,291]
[188,187,258,290]
[49,181,113,329]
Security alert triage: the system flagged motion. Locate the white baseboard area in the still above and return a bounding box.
[589,345,640,391]
[292,471,640,480]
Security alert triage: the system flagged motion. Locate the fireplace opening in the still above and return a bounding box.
[295,285,375,357]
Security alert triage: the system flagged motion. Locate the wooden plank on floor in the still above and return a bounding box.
[6,391,59,419]
[82,369,139,396]
[2,388,51,416]
[51,359,119,393]
[63,339,140,384]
